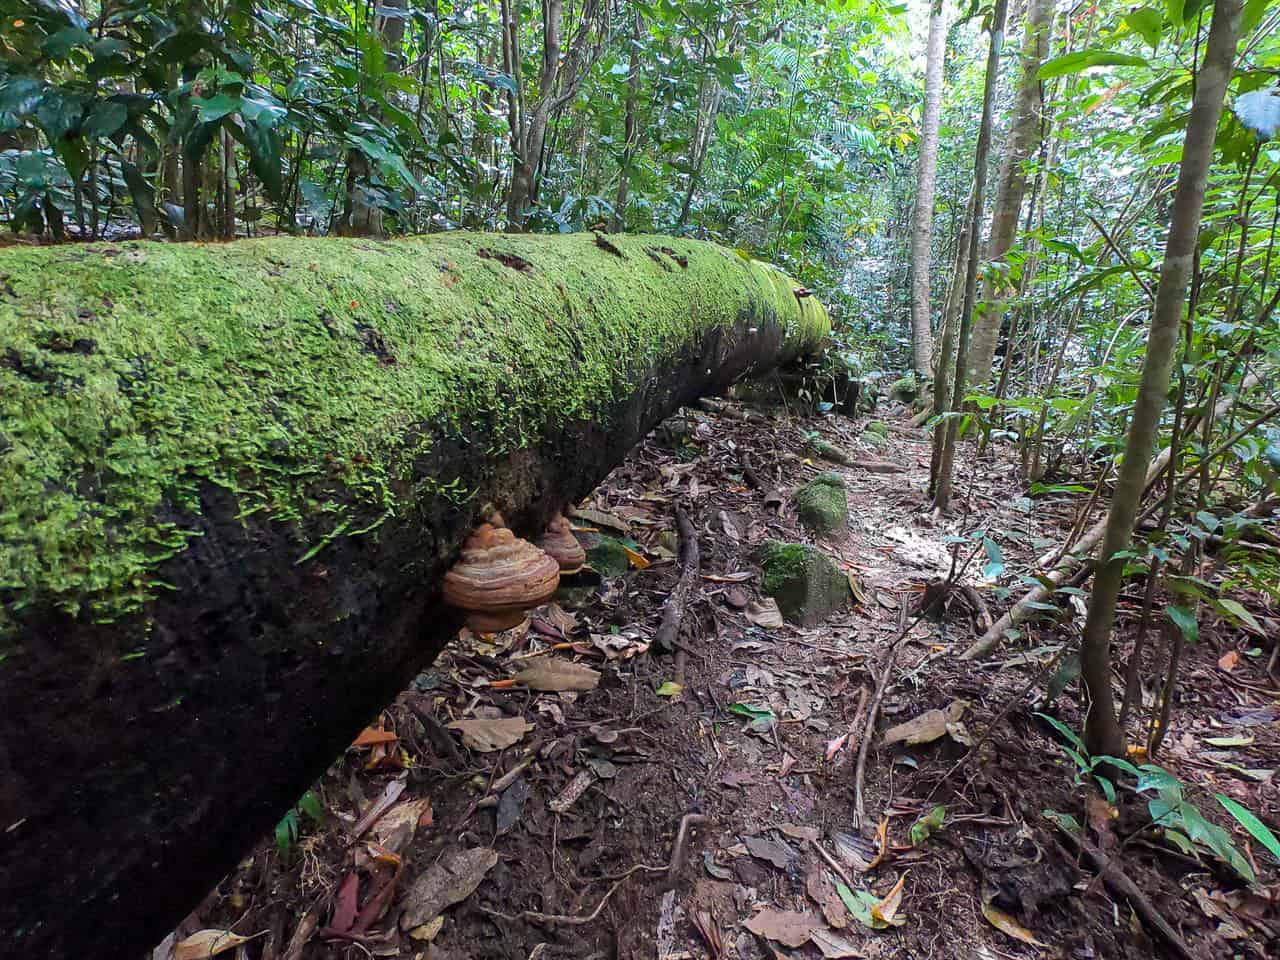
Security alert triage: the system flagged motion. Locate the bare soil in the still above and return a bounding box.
[158,400,1280,960]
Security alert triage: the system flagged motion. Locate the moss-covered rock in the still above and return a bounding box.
[794,472,848,536]
[888,375,918,404]
[754,541,849,625]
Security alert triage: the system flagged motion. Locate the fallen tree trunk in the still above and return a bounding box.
[0,232,827,958]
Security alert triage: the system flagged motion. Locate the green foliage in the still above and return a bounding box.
[1038,712,1268,882]
[275,789,324,858]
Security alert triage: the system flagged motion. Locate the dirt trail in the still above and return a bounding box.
[165,401,1279,960]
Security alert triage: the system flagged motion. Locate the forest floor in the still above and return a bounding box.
[157,396,1280,960]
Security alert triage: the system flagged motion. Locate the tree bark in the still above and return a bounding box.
[0,232,826,960]
[907,0,947,378]
[611,11,644,232]
[1079,0,1243,757]
[503,0,606,227]
[965,0,1054,386]
[931,0,1010,512]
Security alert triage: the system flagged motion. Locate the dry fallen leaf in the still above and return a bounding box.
[745,835,796,869]
[826,732,850,761]
[870,873,906,925]
[981,900,1045,947]
[175,930,259,960]
[407,916,444,942]
[1219,650,1240,672]
[745,598,785,629]
[351,726,398,748]
[809,927,864,958]
[806,865,850,929]
[371,798,432,853]
[623,545,651,569]
[514,659,601,691]
[742,908,819,948]
[400,847,498,929]
[548,769,596,813]
[448,717,534,752]
[881,700,968,747]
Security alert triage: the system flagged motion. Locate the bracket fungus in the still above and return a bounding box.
[442,524,560,632]
[537,513,586,575]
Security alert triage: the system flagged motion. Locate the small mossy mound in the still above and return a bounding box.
[864,420,890,449]
[793,472,848,536]
[754,541,849,625]
[888,375,918,404]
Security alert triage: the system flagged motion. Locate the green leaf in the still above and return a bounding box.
[1035,712,1088,756]
[1217,794,1280,864]
[1166,605,1199,644]
[656,681,683,696]
[275,809,299,856]
[1216,598,1264,635]
[730,702,775,721]
[298,790,324,822]
[1038,49,1149,80]
[193,93,242,123]
[982,537,1004,579]
[42,26,94,59]
[909,805,946,846]
[1124,8,1164,50]
[82,101,128,139]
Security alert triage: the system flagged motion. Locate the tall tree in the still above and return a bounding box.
[965,0,1054,384]
[907,0,948,379]
[931,0,1010,512]
[1078,0,1245,757]
[501,0,607,227]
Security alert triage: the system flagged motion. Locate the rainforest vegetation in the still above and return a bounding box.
[3,0,1280,957]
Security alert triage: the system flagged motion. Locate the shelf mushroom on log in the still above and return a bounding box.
[538,513,587,575]
[442,523,561,632]
[0,231,827,958]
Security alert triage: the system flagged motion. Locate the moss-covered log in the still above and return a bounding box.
[0,232,826,958]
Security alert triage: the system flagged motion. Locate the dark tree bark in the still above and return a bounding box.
[0,232,826,960]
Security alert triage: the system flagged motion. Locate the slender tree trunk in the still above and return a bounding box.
[931,0,1010,512]
[929,189,973,496]
[907,0,947,378]
[612,11,643,231]
[965,0,1054,385]
[1079,0,1243,757]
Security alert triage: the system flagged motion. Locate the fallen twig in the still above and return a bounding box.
[666,812,710,885]
[809,837,857,890]
[659,506,700,686]
[1052,824,1195,960]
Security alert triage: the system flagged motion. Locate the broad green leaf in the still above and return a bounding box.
[82,101,128,139]
[1216,598,1264,635]
[1217,794,1280,863]
[192,93,242,123]
[1124,8,1164,50]
[1038,49,1149,80]
[1166,605,1199,644]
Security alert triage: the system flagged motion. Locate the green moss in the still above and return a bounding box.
[794,472,848,536]
[888,375,918,403]
[754,540,848,625]
[0,233,827,630]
